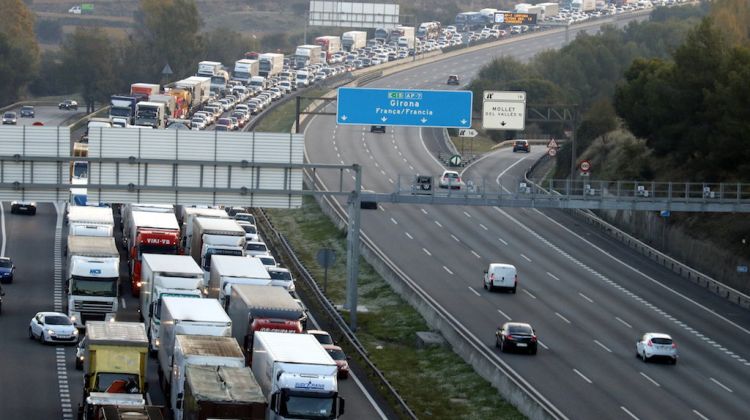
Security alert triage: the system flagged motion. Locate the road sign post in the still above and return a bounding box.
[337,87,473,128]
[458,128,478,137]
[482,91,526,130]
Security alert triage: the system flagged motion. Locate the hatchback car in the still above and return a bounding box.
[237,221,261,242]
[234,212,256,225]
[0,257,15,284]
[496,322,537,354]
[513,140,531,153]
[447,75,460,85]
[308,330,334,345]
[19,105,35,118]
[323,345,350,379]
[636,332,678,364]
[438,170,464,190]
[29,312,79,344]
[2,111,17,125]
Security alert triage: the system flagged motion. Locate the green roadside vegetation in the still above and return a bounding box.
[257,91,524,419]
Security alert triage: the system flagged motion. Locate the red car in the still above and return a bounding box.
[323,345,350,379]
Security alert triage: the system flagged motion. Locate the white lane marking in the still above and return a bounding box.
[537,340,549,350]
[498,237,508,245]
[573,369,592,384]
[0,202,5,257]
[434,220,443,228]
[639,372,660,387]
[621,406,639,420]
[470,250,481,259]
[494,155,530,184]
[520,253,532,262]
[374,162,379,167]
[555,312,571,324]
[463,211,472,218]
[479,224,488,231]
[420,208,428,215]
[54,203,73,419]
[692,410,709,420]
[497,309,511,320]
[500,207,746,363]
[405,232,413,239]
[709,377,733,393]
[468,287,481,297]
[579,293,594,303]
[350,368,389,420]
[594,340,612,353]
[522,289,537,299]
[422,248,432,256]
[388,178,394,184]
[547,272,560,281]
[450,234,460,242]
[616,317,632,328]
[443,266,454,275]
[390,218,398,225]
[380,170,386,175]
[120,298,126,309]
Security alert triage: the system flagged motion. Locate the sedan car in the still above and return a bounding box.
[29,312,79,344]
[308,330,334,345]
[19,105,35,118]
[58,99,78,110]
[0,257,15,284]
[10,201,37,215]
[512,140,531,153]
[447,74,460,85]
[244,241,269,257]
[636,332,678,364]
[495,322,538,354]
[2,111,17,125]
[370,125,386,133]
[438,170,464,190]
[323,345,350,379]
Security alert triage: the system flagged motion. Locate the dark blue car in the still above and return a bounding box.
[0,257,14,284]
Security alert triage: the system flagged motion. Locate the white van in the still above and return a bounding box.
[483,263,517,293]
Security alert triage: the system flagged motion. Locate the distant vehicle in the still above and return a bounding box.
[308,330,334,345]
[413,175,433,195]
[28,312,79,344]
[438,170,464,190]
[234,212,256,225]
[636,332,678,364]
[32,121,44,126]
[19,105,35,118]
[244,241,269,258]
[254,254,277,268]
[483,263,517,293]
[323,345,350,379]
[513,140,530,153]
[447,75,460,85]
[10,201,37,215]
[68,5,81,14]
[496,322,538,354]
[58,99,78,110]
[2,111,17,125]
[0,257,15,284]
[370,125,386,133]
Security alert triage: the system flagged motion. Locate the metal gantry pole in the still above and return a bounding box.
[345,164,362,331]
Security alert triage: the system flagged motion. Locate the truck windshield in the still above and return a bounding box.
[73,162,88,179]
[234,71,250,81]
[138,244,178,258]
[71,276,118,296]
[95,373,141,393]
[203,248,243,271]
[282,391,335,419]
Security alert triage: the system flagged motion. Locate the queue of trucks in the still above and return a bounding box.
[64,202,344,419]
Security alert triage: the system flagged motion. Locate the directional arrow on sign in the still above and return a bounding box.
[420,118,428,123]
[459,129,478,137]
[341,115,348,121]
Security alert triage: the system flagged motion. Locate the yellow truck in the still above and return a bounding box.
[79,321,149,419]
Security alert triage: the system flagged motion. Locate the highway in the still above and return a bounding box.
[6,104,84,127]
[304,13,750,420]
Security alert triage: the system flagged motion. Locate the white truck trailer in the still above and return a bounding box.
[157,297,232,391]
[189,217,246,285]
[169,335,246,420]
[258,53,284,78]
[341,31,367,51]
[252,332,345,419]
[66,206,114,237]
[233,59,260,84]
[140,254,204,353]
[208,255,271,308]
[180,207,230,256]
[66,236,120,328]
[293,45,322,69]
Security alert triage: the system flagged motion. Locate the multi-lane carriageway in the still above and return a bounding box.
[2,8,749,420]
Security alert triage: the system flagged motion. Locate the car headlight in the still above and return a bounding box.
[109,317,116,322]
[73,329,79,335]
[47,329,56,335]
[70,315,76,322]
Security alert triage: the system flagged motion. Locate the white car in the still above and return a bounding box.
[636,332,678,364]
[237,221,261,242]
[438,170,465,190]
[254,254,278,268]
[244,241,269,257]
[29,312,79,344]
[191,117,207,130]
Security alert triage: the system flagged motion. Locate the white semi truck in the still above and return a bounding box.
[252,332,345,419]
[134,101,166,129]
[341,31,367,51]
[189,217,246,286]
[293,45,322,69]
[258,53,284,78]
[233,59,260,84]
[66,206,114,237]
[157,297,232,391]
[140,254,204,353]
[66,236,120,328]
[179,207,230,256]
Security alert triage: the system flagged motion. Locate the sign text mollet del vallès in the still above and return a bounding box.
[337,87,473,128]
[482,91,526,130]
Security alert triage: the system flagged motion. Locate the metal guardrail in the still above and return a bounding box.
[255,208,418,420]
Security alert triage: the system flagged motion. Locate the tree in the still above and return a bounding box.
[0,0,39,103]
[203,28,260,65]
[61,27,120,112]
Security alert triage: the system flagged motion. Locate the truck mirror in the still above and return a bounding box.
[270,393,278,410]
[338,397,345,415]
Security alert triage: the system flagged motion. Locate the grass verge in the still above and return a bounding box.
[260,95,524,419]
[448,133,499,156]
[255,89,327,133]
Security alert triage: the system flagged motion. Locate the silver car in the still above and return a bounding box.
[636,332,678,364]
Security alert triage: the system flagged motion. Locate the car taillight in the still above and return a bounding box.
[671,343,677,349]
[647,340,653,347]
[506,335,515,341]
[530,335,537,342]
[457,177,462,182]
